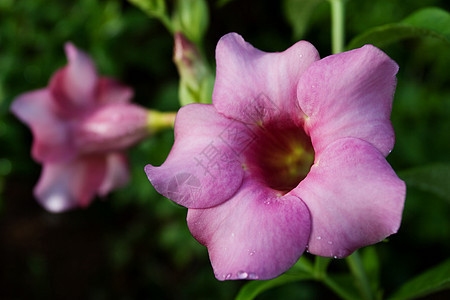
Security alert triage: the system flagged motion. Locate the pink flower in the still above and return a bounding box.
[145,33,406,280]
[11,43,150,212]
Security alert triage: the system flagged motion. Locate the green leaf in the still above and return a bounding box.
[283,0,326,40]
[235,257,314,300]
[235,273,314,300]
[388,258,450,300]
[348,7,450,49]
[398,163,450,202]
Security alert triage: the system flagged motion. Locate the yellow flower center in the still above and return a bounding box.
[245,120,314,193]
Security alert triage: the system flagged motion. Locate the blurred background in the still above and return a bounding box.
[1,0,449,299]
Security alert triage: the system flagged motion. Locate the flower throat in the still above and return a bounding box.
[245,121,314,193]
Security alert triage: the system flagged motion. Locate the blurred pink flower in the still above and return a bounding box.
[11,43,150,212]
[145,33,406,280]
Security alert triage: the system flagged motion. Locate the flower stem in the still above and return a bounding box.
[323,276,359,300]
[329,0,346,54]
[313,256,331,279]
[346,251,374,300]
[147,110,177,134]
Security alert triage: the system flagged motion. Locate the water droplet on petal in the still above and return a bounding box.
[248,273,259,279]
[327,241,333,245]
[231,232,235,238]
[333,256,338,259]
[237,271,248,279]
[248,250,256,256]
[316,236,321,240]
[225,273,232,280]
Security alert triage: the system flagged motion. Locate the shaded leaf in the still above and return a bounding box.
[398,163,450,202]
[388,258,450,300]
[348,7,450,49]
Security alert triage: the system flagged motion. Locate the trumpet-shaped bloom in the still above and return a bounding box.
[11,43,150,212]
[145,33,406,280]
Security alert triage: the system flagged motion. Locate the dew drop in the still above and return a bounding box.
[333,256,338,259]
[225,273,232,280]
[231,232,235,238]
[248,273,259,280]
[248,250,256,256]
[327,241,333,245]
[316,236,322,240]
[237,271,248,279]
[264,200,271,205]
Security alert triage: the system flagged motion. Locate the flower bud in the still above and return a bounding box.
[173,32,214,105]
[75,103,150,153]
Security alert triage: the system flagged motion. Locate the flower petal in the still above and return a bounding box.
[145,104,249,208]
[34,155,107,212]
[187,179,311,280]
[49,42,98,116]
[213,33,319,125]
[95,77,134,104]
[98,153,130,196]
[297,45,398,156]
[291,138,405,258]
[10,89,75,162]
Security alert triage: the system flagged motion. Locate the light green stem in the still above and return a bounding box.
[157,14,174,34]
[147,110,177,134]
[329,0,346,54]
[346,251,374,300]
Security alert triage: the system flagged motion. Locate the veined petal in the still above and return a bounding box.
[10,89,75,162]
[95,77,134,104]
[49,42,98,116]
[291,138,405,258]
[213,33,319,125]
[98,153,130,196]
[298,45,398,156]
[187,179,311,280]
[34,155,107,213]
[145,104,249,208]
